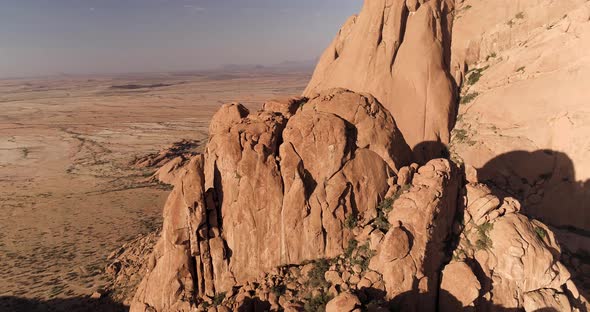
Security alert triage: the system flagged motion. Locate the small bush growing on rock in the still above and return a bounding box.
[535,227,547,240]
[373,186,409,232]
[466,65,489,86]
[453,129,469,143]
[304,292,333,312]
[345,239,358,259]
[476,222,494,250]
[374,198,394,232]
[213,292,226,306]
[308,259,330,288]
[350,242,376,272]
[460,92,479,105]
[345,214,358,229]
[377,198,394,212]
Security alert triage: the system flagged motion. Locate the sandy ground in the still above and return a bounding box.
[0,70,310,302]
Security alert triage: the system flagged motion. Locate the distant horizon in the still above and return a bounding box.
[0,58,318,80]
[0,0,362,79]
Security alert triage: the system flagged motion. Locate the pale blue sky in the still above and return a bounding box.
[0,0,362,78]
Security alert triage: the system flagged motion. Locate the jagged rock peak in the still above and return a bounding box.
[304,0,457,156]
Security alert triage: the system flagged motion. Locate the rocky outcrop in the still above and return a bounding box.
[325,292,361,312]
[131,156,206,311]
[130,139,201,185]
[125,0,590,311]
[370,159,460,311]
[304,0,457,156]
[450,0,590,251]
[130,90,413,311]
[443,182,590,311]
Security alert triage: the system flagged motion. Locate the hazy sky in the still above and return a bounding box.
[0,0,362,78]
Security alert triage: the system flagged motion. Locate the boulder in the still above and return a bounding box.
[439,262,480,309]
[326,292,361,312]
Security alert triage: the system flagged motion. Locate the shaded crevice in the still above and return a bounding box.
[390,5,410,75]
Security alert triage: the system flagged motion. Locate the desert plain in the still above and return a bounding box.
[0,69,310,304]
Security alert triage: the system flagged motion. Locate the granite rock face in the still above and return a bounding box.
[125,0,590,310]
[304,0,458,157]
[130,91,414,311]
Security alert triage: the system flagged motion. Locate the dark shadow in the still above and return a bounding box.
[0,296,127,312]
[478,149,590,305]
[477,150,590,248]
[236,297,271,312]
[412,141,451,166]
[355,286,559,312]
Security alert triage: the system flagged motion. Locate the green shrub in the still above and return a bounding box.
[466,66,489,86]
[475,222,494,250]
[213,292,226,306]
[304,292,333,312]
[344,214,358,229]
[453,129,469,143]
[375,198,394,232]
[350,242,376,272]
[535,227,547,240]
[460,92,479,105]
[344,239,358,258]
[373,186,409,232]
[308,259,330,288]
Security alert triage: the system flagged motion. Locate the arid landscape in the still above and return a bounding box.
[0,70,310,307]
[2,0,590,311]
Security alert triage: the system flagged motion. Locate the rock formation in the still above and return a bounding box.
[442,183,588,311]
[128,92,588,311]
[130,90,416,311]
[304,0,457,158]
[449,0,590,264]
[119,0,590,311]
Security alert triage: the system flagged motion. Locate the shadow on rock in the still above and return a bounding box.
[0,296,127,312]
[478,150,590,288]
[237,297,271,312]
[412,141,451,166]
[354,287,559,312]
[477,149,589,234]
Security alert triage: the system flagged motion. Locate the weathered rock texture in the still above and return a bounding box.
[129,93,587,311]
[450,0,590,247]
[304,0,458,155]
[125,0,590,310]
[130,91,413,311]
[370,159,460,311]
[131,156,206,312]
[444,183,589,311]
